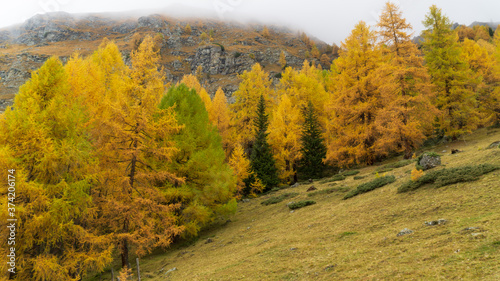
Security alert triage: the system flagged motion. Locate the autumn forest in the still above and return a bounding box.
[1,3,500,280]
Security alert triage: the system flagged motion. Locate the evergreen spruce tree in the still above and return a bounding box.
[250,95,279,191]
[298,101,327,180]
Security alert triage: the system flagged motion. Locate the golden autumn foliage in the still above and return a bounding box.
[411,168,424,182]
[67,37,184,268]
[375,2,437,158]
[0,57,113,280]
[230,63,273,150]
[422,5,480,139]
[212,87,232,154]
[262,26,270,39]
[229,144,252,198]
[279,50,287,70]
[268,94,303,182]
[185,23,192,34]
[326,21,382,166]
[180,74,213,121]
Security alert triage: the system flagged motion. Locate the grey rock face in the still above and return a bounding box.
[138,15,167,29]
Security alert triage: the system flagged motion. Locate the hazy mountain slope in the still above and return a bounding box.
[0,12,327,112]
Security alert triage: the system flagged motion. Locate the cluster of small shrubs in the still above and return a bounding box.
[233,52,242,58]
[353,175,366,180]
[307,186,350,197]
[261,192,298,205]
[288,200,316,210]
[398,164,499,193]
[343,175,396,199]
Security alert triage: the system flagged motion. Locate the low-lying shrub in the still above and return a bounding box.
[353,175,366,180]
[398,164,499,193]
[288,200,316,210]
[261,192,299,205]
[307,186,350,197]
[342,170,360,176]
[319,174,346,183]
[343,175,396,200]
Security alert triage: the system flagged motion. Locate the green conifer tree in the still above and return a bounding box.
[298,101,327,180]
[159,84,237,236]
[250,95,279,191]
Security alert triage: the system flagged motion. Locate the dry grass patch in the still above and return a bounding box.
[84,128,500,281]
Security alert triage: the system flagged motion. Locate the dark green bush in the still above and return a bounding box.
[234,52,242,58]
[343,175,396,199]
[261,192,298,205]
[353,175,366,180]
[398,164,499,193]
[288,200,316,210]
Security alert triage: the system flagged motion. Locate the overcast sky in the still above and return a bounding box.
[1,0,499,44]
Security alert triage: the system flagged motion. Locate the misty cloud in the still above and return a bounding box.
[1,0,499,44]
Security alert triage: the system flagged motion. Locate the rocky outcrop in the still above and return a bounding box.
[0,12,321,110]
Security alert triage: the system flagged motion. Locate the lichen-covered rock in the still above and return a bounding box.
[418,153,441,170]
[397,228,413,237]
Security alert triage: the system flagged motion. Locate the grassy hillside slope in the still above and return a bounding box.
[89,127,500,280]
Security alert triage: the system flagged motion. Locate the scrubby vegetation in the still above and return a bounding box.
[344,175,396,199]
[261,192,299,206]
[307,186,350,197]
[398,164,499,193]
[288,200,316,210]
[342,170,361,176]
[319,174,346,183]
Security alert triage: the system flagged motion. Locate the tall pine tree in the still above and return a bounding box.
[298,101,327,180]
[250,95,279,191]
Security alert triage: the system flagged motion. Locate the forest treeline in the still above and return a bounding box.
[0,3,499,280]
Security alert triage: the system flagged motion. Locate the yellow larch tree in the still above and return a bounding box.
[228,144,252,199]
[268,94,303,183]
[230,63,273,150]
[0,57,113,280]
[278,60,329,127]
[422,5,480,139]
[461,38,500,125]
[211,87,232,154]
[325,21,382,167]
[279,50,287,70]
[68,37,184,269]
[180,74,214,124]
[262,26,270,39]
[374,2,437,159]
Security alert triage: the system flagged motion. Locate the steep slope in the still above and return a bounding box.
[0,12,328,112]
[85,127,500,280]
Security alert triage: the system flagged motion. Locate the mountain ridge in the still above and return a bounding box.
[0,12,329,112]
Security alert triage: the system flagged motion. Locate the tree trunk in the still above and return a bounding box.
[121,218,129,268]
